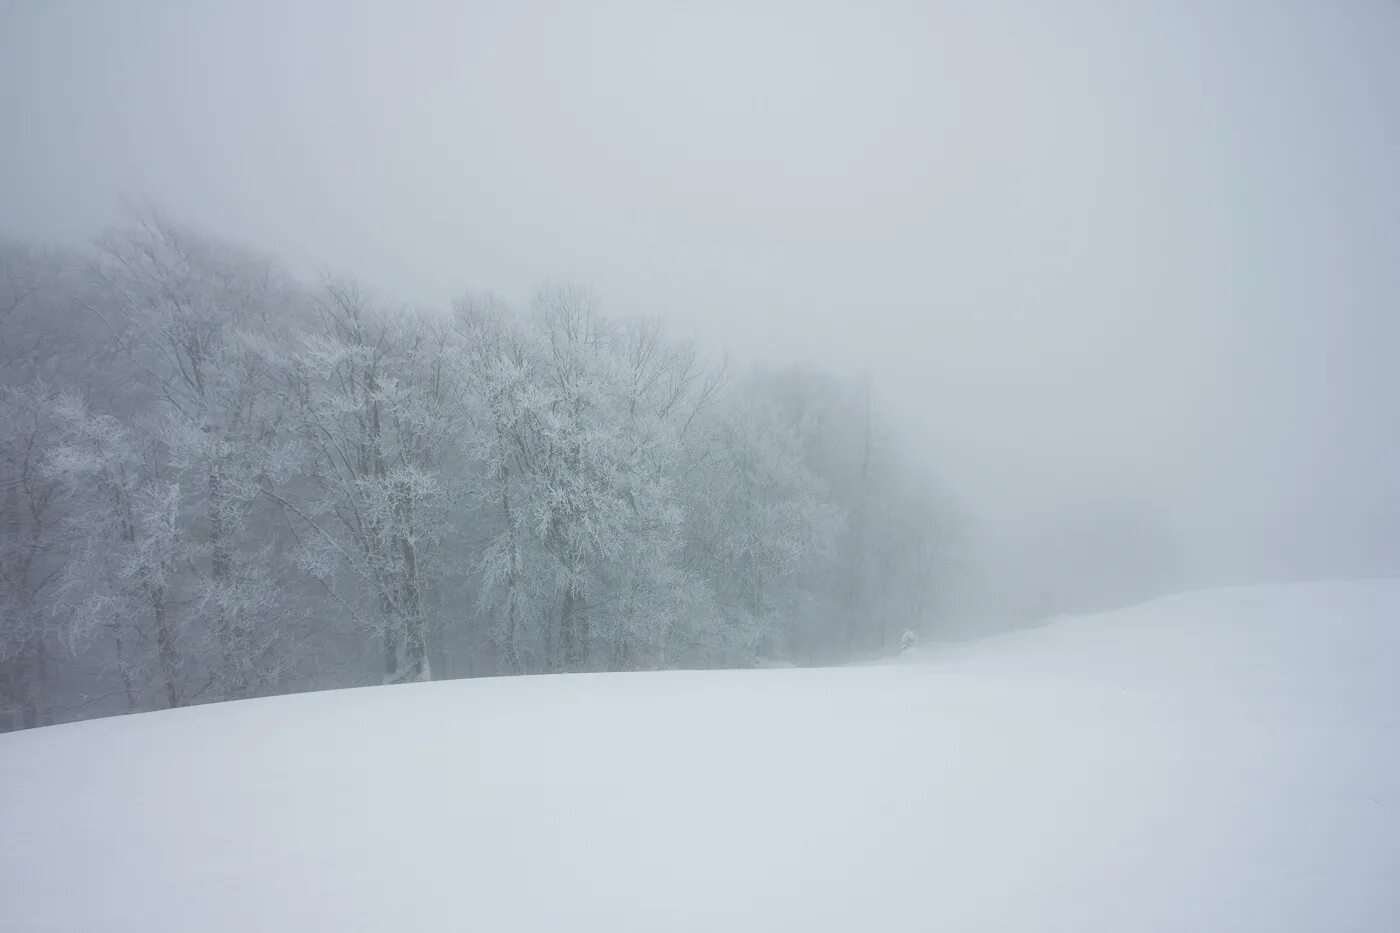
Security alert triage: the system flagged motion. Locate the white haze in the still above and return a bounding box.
[2,0,1398,616]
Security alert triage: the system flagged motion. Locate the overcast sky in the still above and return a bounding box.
[3,0,1398,606]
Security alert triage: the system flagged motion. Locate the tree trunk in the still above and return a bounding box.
[113,627,136,713]
[501,475,524,674]
[382,624,399,681]
[208,456,248,696]
[13,654,36,730]
[151,590,182,709]
[402,621,430,683]
[560,581,580,672]
[397,531,430,683]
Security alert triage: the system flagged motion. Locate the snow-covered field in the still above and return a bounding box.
[3,580,1398,932]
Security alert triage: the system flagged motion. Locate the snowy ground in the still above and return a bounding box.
[3,580,1398,932]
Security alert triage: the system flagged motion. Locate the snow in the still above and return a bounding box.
[3,580,1398,932]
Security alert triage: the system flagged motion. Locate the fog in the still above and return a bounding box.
[3,8,1400,927]
[3,0,1398,622]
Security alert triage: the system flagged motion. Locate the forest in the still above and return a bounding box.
[0,206,948,730]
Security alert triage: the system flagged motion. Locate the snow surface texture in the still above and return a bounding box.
[3,580,1398,932]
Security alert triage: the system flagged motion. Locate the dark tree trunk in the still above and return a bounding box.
[382,626,399,681]
[151,591,182,709]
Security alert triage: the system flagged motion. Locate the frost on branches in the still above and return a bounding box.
[0,211,951,728]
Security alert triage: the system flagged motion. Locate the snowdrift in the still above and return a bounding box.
[3,580,1398,931]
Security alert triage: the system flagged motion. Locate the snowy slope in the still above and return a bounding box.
[2,580,1398,932]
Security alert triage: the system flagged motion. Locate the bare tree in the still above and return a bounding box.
[279,279,466,684]
[92,205,300,698]
[47,395,186,709]
[0,385,65,727]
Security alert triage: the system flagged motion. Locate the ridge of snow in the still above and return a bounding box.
[3,579,1398,932]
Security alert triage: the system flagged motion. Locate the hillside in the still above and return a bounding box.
[3,580,1398,932]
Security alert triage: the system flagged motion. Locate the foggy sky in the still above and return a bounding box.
[3,0,1397,607]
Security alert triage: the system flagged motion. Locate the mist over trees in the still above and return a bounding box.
[0,207,949,730]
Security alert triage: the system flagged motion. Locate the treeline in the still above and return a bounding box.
[0,207,948,730]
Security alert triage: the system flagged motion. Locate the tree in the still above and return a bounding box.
[92,206,301,698]
[0,208,953,729]
[682,385,842,664]
[47,395,187,710]
[461,289,727,672]
[279,279,467,684]
[456,294,549,673]
[0,385,65,728]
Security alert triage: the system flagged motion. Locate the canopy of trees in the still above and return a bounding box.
[0,208,949,730]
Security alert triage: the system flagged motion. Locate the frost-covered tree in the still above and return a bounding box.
[0,385,65,728]
[279,279,467,684]
[455,295,550,672]
[460,290,727,672]
[682,385,843,663]
[595,317,727,668]
[0,209,953,730]
[46,395,188,710]
[763,367,950,658]
[92,206,301,698]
